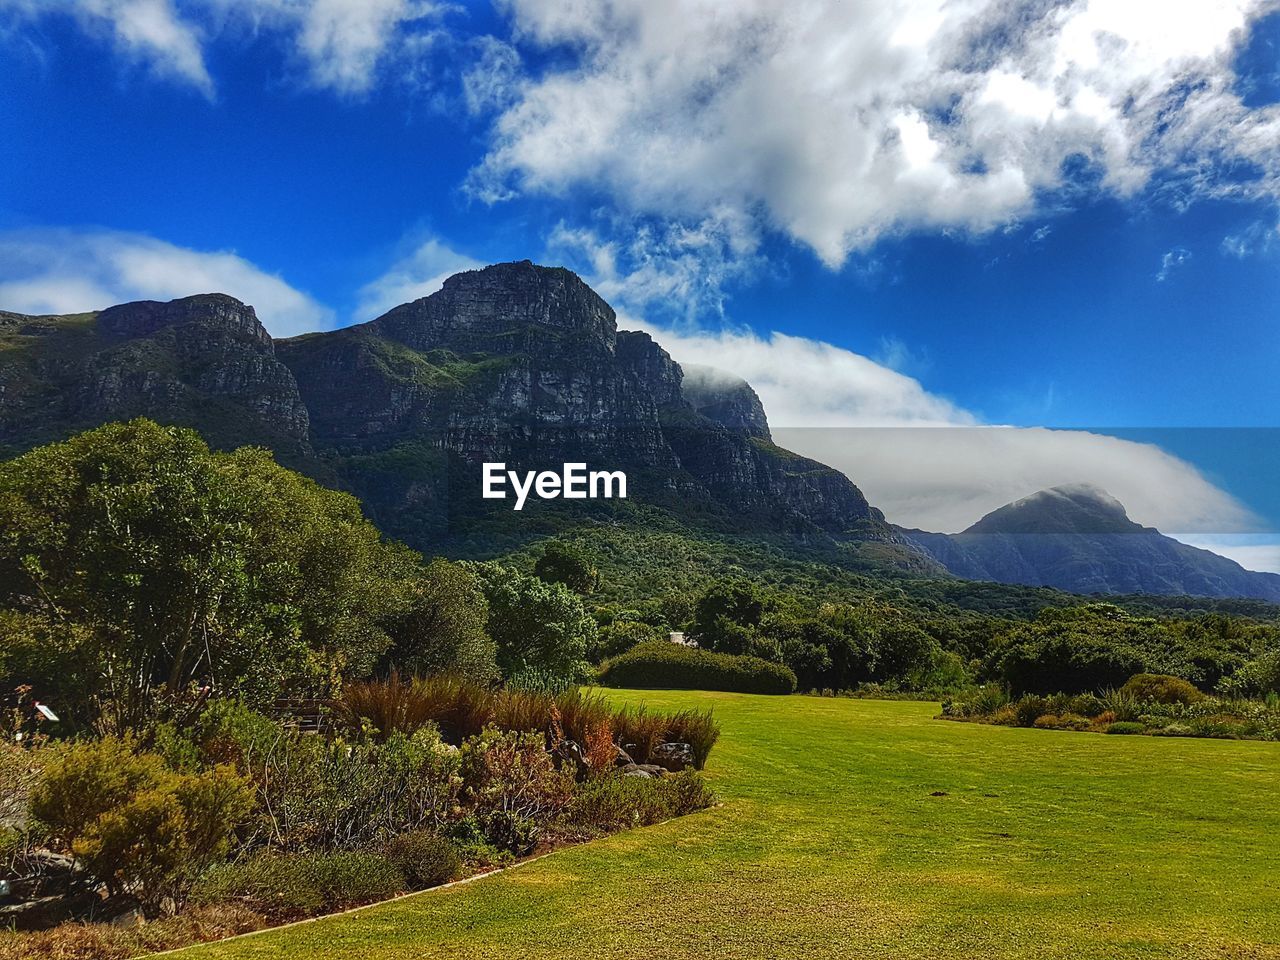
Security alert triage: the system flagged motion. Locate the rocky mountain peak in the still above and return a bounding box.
[369,260,617,355]
[96,293,272,347]
[964,483,1141,536]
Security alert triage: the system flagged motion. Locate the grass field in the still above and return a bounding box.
[176,691,1280,960]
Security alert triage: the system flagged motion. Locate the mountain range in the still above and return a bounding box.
[2,260,1276,603]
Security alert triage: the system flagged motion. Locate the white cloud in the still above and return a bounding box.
[1157,246,1192,281]
[354,237,483,320]
[0,0,447,95]
[0,0,214,94]
[1174,535,1280,574]
[1221,218,1279,258]
[630,317,1257,537]
[547,213,761,323]
[0,228,333,337]
[635,321,970,428]
[774,426,1258,537]
[477,0,1280,265]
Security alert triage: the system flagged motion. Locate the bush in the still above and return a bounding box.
[552,689,615,746]
[187,700,460,851]
[0,419,421,731]
[337,670,446,742]
[1013,696,1049,727]
[1032,714,1060,729]
[598,642,796,694]
[458,728,574,855]
[1105,721,1146,735]
[1120,673,1204,705]
[30,737,252,907]
[382,830,460,889]
[557,770,716,840]
[193,851,404,918]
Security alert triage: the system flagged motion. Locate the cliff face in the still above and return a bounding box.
[0,262,889,550]
[680,365,770,439]
[0,294,309,453]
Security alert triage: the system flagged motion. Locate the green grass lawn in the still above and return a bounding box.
[176,691,1280,960]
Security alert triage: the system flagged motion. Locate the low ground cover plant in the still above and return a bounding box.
[941,674,1280,740]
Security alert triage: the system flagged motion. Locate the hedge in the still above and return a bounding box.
[597,642,796,695]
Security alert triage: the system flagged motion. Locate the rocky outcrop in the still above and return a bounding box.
[901,484,1280,601]
[0,294,309,452]
[681,365,770,439]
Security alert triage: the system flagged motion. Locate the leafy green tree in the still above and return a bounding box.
[467,562,595,681]
[0,419,416,728]
[691,579,767,655]
[382,559,498,682]
[532,541,601,596]
[992,604,1176,694]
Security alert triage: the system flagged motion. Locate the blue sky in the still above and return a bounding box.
[2,0,1279,558]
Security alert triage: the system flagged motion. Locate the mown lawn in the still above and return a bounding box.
[176,691,1280,960]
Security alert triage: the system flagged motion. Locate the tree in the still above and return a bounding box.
[532,541,600,596]
[690,579,766,654]
[467,563,595,681]
[0,419,417,729]
[382,559,498,682]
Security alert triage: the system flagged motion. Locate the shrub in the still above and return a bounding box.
[1120,673,1204,705]
[381,559,498,683]
[491,689,555,734]
[1100,688,1143,722]
[458,728,574,855]
[989,705,1018,726]
[598,642,796,695]
[188,701,461,851]
[1105,721,1146,735]
[592,620,664,662]
[1032,714,1060,729]
[467,563,595,682]
[30,737,252,907]
[557,770,716,840]
[382,830,461,889]
[193,851,404,918]
[337,670,442,742]
[0,739,44,835]
[1013,696,1049,727]
[1067,693,1106,717]
[553,689,615,746]
[0,419,420,732]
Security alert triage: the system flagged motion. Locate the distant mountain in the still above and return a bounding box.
[901,483,1280,601]
[0,261,903,558]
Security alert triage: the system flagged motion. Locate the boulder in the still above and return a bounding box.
[652,741,696,771]
[622,763,666,779]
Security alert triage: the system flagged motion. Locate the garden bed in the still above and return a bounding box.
[0,679,720,960]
